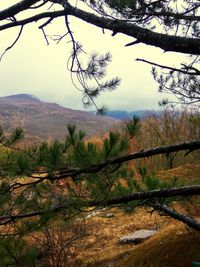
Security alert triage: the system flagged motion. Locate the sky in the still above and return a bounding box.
[0,1,184,111]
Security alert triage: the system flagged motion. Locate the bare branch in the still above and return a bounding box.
[30,0,48,9]
[1,184,200,225]
[0,25,24,61]
[38,17,53,29]
[125,40,141,47]
[154,203,200,231]
[0,3,199,55]
[63,3,200,55]
[138,0,200,22]
[136,58,200,76]
[0,0,40,20]
[91,185,200,207]
[0,11,66,31]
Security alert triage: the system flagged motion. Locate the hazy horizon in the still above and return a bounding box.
[0,93,160,112]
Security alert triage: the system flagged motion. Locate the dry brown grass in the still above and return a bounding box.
[76,207,169,266]
[4,163,200,267]
[158,163,200,183]
[116,222,200,267]
[74,205,200,267]
[76,163,200,266]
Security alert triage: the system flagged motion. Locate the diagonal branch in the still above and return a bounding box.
[91,185,200,207]
[136,58,200,76]
[0,0,40,21]
[63,3,200,55]
[51,140,200,180]
[1,184,200,225]
[154,202,200,231]
[0,25,24,61]
[138,0,200,22]
[8,140,200,192]
[0,3,199,55]
[0,10,66,31]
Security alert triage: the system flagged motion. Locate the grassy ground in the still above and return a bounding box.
[77,163,200,267]
[77,207,168,266]
[116,223,200,267]
[76,205,200,267]
[7,163,200,267]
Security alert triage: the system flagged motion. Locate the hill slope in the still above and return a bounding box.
[0,94,118,144]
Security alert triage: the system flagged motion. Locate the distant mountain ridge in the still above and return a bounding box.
[105,110,155,120]
[3,94,40,102]
[0,94,117,144]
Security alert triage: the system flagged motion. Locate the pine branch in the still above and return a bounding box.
[52,140,200,180]
[136,58,200,76]
[90,185,200,207]
[1,184,200,225]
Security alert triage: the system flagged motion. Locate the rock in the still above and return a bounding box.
[85,210,100,219]
[85,210,115,219]
[119,229,157,244]
[105,213,114,218]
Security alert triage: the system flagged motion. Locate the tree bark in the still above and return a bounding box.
[0,1,199,55]
[90,185,200,206]
[0,0,39,20]
[53,140,200,180]
[65,3,200,55]
[154,203,200,231]
[1,184,200,224]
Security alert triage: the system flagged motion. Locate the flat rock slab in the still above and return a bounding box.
[105,213,115,218]
[119,229,157,244]
[85,211,100,219]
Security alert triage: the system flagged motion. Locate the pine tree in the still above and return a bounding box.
[0,1,200,263]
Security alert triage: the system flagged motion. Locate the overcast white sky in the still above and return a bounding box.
[0,1,184,111]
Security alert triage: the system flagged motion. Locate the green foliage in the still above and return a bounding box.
[138,166,182,192]
[10,152,33,175]
[145,175,162,190]
[0,126,23,146]
[103,131,129,159]
[138,166,147,181]
[30,139,66,173]
[125,116,140,138]
[7,128,24,145]
[0,123,138,235]
[0,236,38,266]
[0,119,196,264]
[68,44,120,112]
